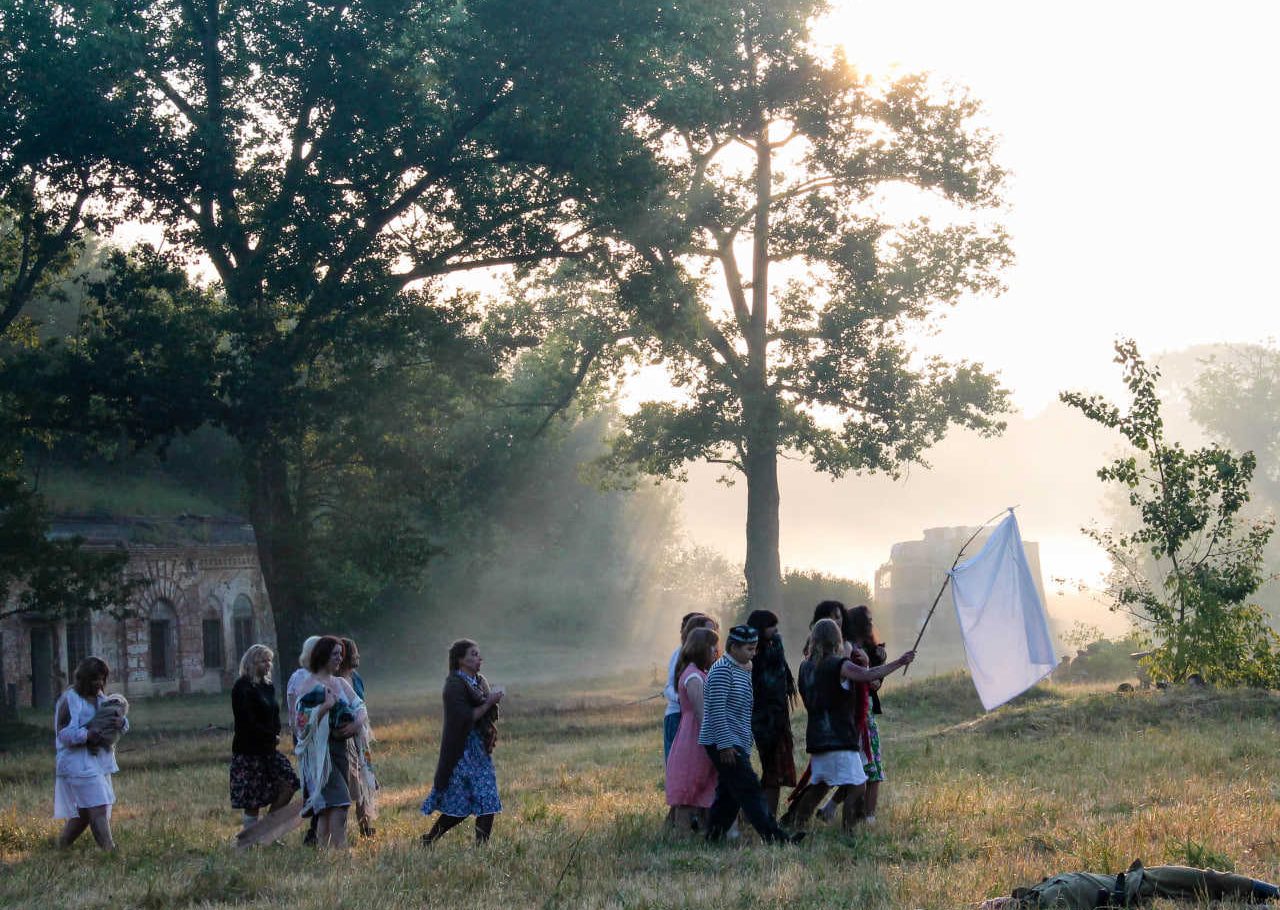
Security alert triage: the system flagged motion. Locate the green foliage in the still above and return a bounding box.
[1061,339,1280,686]
[366,410,744,660]
[0,462,145,622]
[1052,629,1145,684]
[563,0,1013,609]
[1187,343,1280,503]
[0,0,691,665]
[1166,836,1234,872]
[763,568,871,652]
[0,216,145,624]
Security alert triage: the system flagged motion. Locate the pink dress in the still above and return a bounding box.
[664,665,717,808]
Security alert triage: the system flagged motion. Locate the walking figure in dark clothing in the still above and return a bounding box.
[698,624,804,845]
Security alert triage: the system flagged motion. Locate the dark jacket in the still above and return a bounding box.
[803,656,858,754]
[432,672,499,794]
[231,677,281,755]
[750,633,795,744]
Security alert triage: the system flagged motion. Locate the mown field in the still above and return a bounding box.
[3,670,1280,909]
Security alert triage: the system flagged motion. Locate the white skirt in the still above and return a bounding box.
[54,773,116,819]
[809,750,868,787]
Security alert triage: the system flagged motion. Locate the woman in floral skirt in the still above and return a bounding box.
[421,639,504,845]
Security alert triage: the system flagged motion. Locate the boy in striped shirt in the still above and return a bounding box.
[699,624,803,845]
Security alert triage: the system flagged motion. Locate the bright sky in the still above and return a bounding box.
[666,1,1280,607]
[826,0,1280,414]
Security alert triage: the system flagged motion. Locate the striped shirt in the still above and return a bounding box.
[698,654,754,752]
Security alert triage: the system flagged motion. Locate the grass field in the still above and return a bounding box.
[3,671,1279,909]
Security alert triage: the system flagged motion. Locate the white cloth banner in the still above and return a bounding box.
[950,511,1058,710]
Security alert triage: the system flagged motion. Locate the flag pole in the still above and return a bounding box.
[902,506,1015,676]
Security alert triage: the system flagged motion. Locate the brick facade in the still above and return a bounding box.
[1,517,276,709]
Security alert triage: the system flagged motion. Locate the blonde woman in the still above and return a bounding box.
[786,619,913,831]
[286,635,323,739]
[230,645,299,833]
[285,634,322,844]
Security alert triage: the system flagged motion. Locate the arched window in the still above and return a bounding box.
[201,603,225,672]
[149,600,179,680]
[232,595,255,662]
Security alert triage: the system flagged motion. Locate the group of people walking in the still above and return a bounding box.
[52,602,901,853]
[53,634,503,851]
[662,601,914,844]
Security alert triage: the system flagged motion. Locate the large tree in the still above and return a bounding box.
[0,0,673,665]
[573,0,1012,611]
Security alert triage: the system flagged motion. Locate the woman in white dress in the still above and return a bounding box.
[55,657,128,849]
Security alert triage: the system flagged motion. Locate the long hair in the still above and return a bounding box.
[72,657,110,697]
[239,644,274,683]
[338,637,360,676]
[297,635,321,670]
[681,614,717,643]
[809,618,843,666]
[675,628,719,682]
[678,612,703,639]
[448,638,478,673]
[810,600,844,628]
[309,636,343,673]
[842,605,880,649]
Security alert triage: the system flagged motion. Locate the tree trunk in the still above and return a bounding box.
[245,439,311,700]
[742,414,783,615]
[741,114,782,616]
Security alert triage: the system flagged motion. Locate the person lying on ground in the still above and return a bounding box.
[979,858,1280,908]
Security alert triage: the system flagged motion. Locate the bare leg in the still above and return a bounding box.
[269,780,294,813]
[57,814,90,848]
[864,780,880,819]
[85,805,115,850]
[780,782,830,829]
[841,783,866,833]
[327,808,348,849]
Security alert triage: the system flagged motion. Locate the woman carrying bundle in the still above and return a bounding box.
[293,636,366,849]
[54,657,127,850]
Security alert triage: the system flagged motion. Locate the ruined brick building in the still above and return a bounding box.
[874,525,1048,675]
[1,516,276,709]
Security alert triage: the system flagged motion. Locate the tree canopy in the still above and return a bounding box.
[1062,339,1280,686]
[0,0,686,663]
[547,0,1012,610]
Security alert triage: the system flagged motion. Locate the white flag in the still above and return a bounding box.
[949,511,1058,710]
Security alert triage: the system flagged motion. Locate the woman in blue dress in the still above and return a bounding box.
[421,638,504,844]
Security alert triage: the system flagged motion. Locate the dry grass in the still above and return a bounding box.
[2,672,1279,909]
